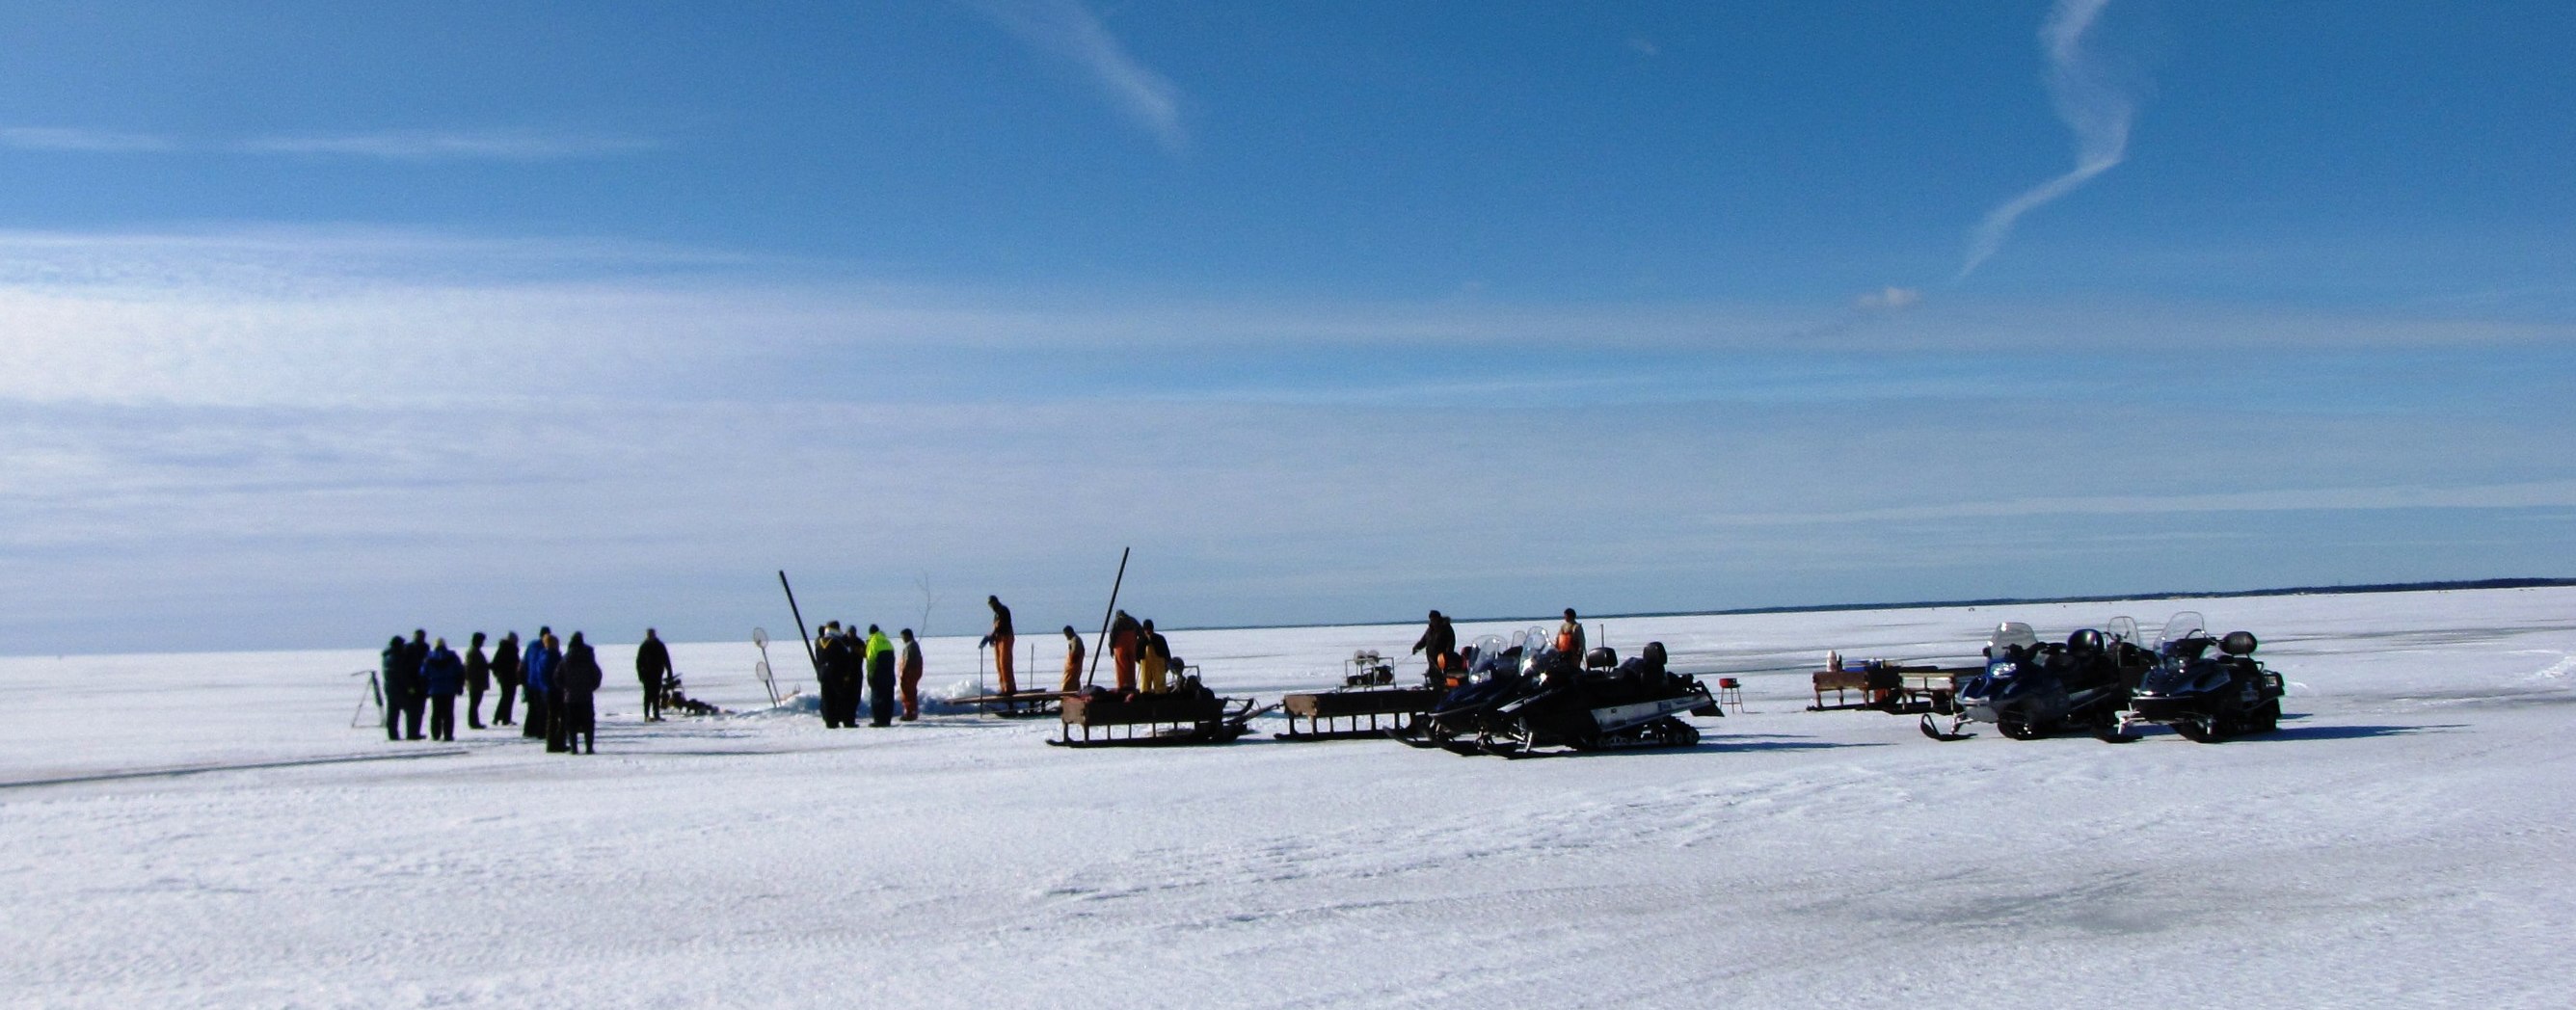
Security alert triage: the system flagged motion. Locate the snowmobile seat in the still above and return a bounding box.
[1585,646,1618,670]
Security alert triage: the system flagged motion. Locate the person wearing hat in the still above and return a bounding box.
[864,625,897,727]
[420,637,465,742]
[815,622,852,728]
[1411,610,1458,686]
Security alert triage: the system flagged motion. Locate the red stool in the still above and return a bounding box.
[1716,677,1743,713]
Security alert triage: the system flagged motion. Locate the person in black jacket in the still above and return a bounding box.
[636,628,672,722]
[463,631,491,730]
[815,622,850,728]
[489,631,521,727]
[558,631,603,755]
[380,635,411,741]
[980,596,1017,695]
[398,629,431,740]
[1411,610,1459,686]
[421,637,465,742]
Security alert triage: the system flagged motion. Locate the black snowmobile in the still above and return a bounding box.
[1921,622,2132,741]
[2118,611,2285,742]
[1409,628,1718,758]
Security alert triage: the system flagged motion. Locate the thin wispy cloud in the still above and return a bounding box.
[0,126,652,161]
[234,129,657,161]
[0,127,179,153]
[961,0,1188,152]
[1957,0,2137,280]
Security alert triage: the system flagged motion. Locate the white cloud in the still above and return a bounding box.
[234,129,657,161]
[0,127,178,153]
[1957,0,2137,280]
[1855,286,1922,311]
[961,0,1188,152]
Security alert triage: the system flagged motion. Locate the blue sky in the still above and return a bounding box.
[3,1,2573,652]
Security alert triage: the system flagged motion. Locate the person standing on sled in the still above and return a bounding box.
[979,596,1017,695]
[1060,625,1086,694]
[635,627,672,722]
[489,631,521,727]
[421,637,465,742]
[1140,619,1172,693]
[1108,610,1141,692]
[1412,610,1459,686]
[864,625,897,727]
[898,628,924,721]
[523,626,556,741]
[557,631,603,754]
[463,632,491,730]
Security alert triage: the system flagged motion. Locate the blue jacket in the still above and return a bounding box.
[523,641,556,693]
[420,646,465,697]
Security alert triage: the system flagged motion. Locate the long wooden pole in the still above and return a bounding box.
[779,570,819,676]
[1085,547,1131,690]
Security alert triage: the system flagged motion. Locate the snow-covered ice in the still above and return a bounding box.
[6,587,2574,1008]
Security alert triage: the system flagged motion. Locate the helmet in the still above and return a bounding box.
[2067,628,2105,653]
[2219,631,2259,656]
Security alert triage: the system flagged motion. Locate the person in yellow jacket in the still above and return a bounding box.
[863,625,898,727]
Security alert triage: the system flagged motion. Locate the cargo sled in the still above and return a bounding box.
[1275,651,1445,741]
[944,689,1065,719]
[1807,657,1976,715]
[1050,673,1274,748]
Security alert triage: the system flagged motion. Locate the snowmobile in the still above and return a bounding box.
[1406,629,1718,758]
[2117,611,2285,742]
[1920,622,2132,741]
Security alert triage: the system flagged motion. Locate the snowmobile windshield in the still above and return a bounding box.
[2157,612,2208,649]
[1464,635,1509,678]
[2106,616,2139,647]
[1988,622,2037,653]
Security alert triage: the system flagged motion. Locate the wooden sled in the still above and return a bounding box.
[1049,692,1275,748]
[1274,686,1443,741]
[945,689,1067,719]
[1808,665,1972,715]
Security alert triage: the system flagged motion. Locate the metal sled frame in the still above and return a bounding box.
[1275,686,1442,741]
[1050,693,1274,747]
[948,690,1066,720]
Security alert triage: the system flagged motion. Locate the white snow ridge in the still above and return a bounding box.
[6,586,2575,1008]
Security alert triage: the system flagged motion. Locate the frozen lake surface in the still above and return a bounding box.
[6,586,2574,1008]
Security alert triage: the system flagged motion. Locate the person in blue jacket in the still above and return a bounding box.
[420,637,465,742]
[523,627,557,744]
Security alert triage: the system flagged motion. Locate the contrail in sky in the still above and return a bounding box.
[1957,0,2133,280]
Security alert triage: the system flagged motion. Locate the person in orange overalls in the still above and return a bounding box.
[1108,610,1141,692]
[1060,625,1086,693]
[980,596,1017,695]
[898,628,925,721]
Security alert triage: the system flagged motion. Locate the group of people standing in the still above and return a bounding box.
[812,622,922,728]
[378,626,678,755]
[1101,609,1180,693]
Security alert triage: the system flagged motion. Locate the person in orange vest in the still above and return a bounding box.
[979,596,1017,695]
[1107,610,1140,692]
[1059,625,1086,693]
[898,628,925,722]
[1555,609,1587,659]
